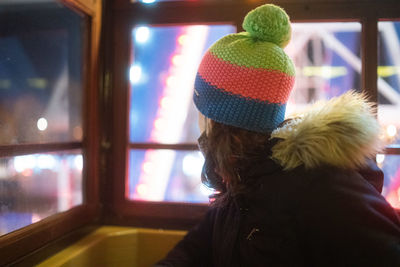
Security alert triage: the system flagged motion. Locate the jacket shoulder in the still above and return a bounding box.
[295,166,400,266]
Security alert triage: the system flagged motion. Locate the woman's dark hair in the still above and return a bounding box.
[202,120,271,206]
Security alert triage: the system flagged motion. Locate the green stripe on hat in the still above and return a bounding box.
[209,32,295,76]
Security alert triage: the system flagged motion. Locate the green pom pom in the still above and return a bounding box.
[242,4,291,47]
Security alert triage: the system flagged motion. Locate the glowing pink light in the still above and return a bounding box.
[142,162,154,174]
[32,213,41,223]
[22,169,33,177]
[178,34,188,45]
[160,96,173,109]
[137,183,148,196]
[171,54,183,66]
[166,75,178,88]
[397,188,400,202]
[154,118,167,131]
[386,189,400,209]
[150,131,163,142]
[134,26,209,201]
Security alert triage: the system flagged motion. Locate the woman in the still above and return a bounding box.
[157,4,400,266]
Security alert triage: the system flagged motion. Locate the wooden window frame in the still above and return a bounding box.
[0,0,101,265]
[106,0,400,230]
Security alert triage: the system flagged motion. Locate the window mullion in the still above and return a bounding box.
[0,142,82,158]
[361,17,378,103]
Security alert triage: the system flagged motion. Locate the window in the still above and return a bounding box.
[127,22,365,203]
[0,0,101,264]
[128,25,235,202]
[0,2,86,235]
[0,151,83,234]
[109,0,400,229]
[377,21,400,146]
[379,154,400,208]
[0,0,101,263]
[286,22,361,115]
[377,21,400,207]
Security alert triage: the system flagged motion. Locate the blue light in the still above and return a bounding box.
[135,26,150,44]
[141,0,156,4]
[130,64,142,84]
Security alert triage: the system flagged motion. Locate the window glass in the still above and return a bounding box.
[285,22,361,116]
[127,149,209,202]
[378,154,400,208]
[130,24,236,143]
[378,21,400,146]
[0,150,83,235]
[0,2,85,145]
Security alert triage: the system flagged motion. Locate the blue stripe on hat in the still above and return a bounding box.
[193,73,286,133]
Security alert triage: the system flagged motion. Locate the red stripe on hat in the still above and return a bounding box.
[198,52,294,104]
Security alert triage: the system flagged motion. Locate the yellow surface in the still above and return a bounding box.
[36,226,186,267]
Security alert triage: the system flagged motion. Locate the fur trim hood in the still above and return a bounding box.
[271,91,383,170]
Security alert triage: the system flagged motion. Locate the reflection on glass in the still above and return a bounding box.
[0,1,85,145]
[378,21,400,145]
[285,22,361,116]
[378,154,400,208]
[0,150,83,235]
[128,149,210,203]
[130,24,236,143]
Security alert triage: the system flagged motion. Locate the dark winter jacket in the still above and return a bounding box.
[157,92,400,266]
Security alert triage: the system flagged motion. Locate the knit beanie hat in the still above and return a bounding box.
[193,4,295,133]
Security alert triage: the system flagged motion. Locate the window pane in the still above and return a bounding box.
[0,150,83,235]
[130,25,235,143]
[378,154,400,208]
[127,149,210,203]
[0,1,85,145]
[378,21,400,146]
[285,22,361,116]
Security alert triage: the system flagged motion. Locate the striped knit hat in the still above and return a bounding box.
[193,4,295,133]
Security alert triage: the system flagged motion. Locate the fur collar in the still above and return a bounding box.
[270,91,383,170]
